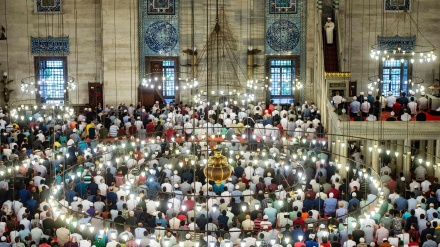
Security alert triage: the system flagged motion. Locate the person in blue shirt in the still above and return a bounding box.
[349,96,361,117]
[213,183,225,194]
[292,224,304,242]
[19,185,29,206]
[305,234,318,247]
[234,164,244,179]
[313,196,325,210]
[78,139,88,152]
[76,179,88,198]
[145,178,161,197]
[367,91,375,105]
[217,210,229,228]
[155,212,167,227]
[26,196,37,215]
[394,194,408,211]
[172,186,184,201]
[181,169,193,184]
[262,117,273,126]
[324,193,338,215]
[54,171,63,184]
[348,192,360,211]
[231,186,242,203]
[281,224,292,245]
[87,180,98,196]
[65,186,76,205]
[302,105,312,120]
[263,203,277,226]
[303,195,314,212]
[18,224,30,242]
[107,188,117,206]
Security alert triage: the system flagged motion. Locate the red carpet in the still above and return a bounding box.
[350,109,440,121]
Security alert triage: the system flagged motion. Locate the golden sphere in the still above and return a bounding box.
[204,150,233,185]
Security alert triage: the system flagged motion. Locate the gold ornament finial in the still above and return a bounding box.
[204,149,233,185]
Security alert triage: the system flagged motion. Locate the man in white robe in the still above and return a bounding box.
[324,17,335,44]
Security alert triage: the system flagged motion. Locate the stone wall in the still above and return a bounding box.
[0,0,318,107]
[337,0,440,96]
[102,0,139,107]
[0,0,103,107]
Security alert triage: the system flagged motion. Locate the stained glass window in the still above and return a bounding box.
[36,57,67,105]
[162,60,175,100]
[269,59,296,104]
[381,60,410,96]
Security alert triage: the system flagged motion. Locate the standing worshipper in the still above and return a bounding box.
[324,18,335,44]
[350,97,361,117]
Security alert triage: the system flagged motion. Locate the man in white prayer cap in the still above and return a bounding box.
[324,17,335,44]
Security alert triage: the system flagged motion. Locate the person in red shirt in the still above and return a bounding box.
[182,197,195,211]
[277,123,283,135]
[39,237,52,247]
[146,120,155,136]
[177,212,187,222]
[128,125,137,135]
[27,181,37,192]
[269,101,275,112]
[408,236,419,247]
[133,147,144,161]
[164,126,175,141]
[393,101,402,116]
[408,224,419,242]
[320,237,331,247]
[292,212,305,229]
[327,184,340,200]
[241,174,249,184]
[387,177,398,193]
[305,186,316,200]
[117,127,126,137]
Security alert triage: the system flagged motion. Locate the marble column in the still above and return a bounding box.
[404,139,412,181]
[420,140,427,157]
[372,141,379,174]
[365,140,373,170]
[396,140,404,175]
[340,138,348,178]
[427,140,435,175]
[435,139,440,177]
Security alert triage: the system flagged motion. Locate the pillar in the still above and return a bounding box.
[420,140,427,158]
[404,139,412,181]
[372,141,379,174]
[365,140,372,170]
[435,139,440,177]
[327,119,333,153]
[427,140,435,175]
[340,137,348,178]
[335,137,341,162]
[396,140,404,175]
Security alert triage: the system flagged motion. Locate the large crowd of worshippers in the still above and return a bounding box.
[0,99,437,247]
[332,91,430,122]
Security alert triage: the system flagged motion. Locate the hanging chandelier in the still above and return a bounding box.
[370,36,436,63]
[370,10,436,64]
[9,103,75,123]
[248,74,304,94]
[367,75,425,94]
[20,75,76,95]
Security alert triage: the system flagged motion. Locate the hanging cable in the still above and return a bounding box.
[74,0,79,104]
[94,0,98,82]
[206,0,209,105]
[361,0,365,92]
[4,0,9,76]
[114,0,118,105]
[129,0,133,101]
[26,0,31,78]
